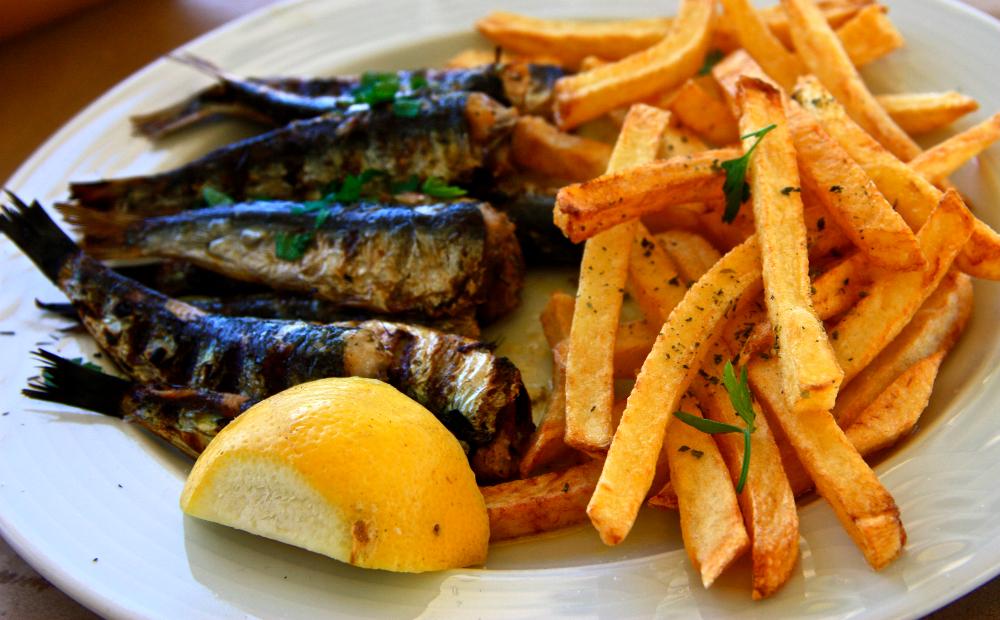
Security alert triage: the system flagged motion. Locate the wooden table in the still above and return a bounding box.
[2,1,999,617]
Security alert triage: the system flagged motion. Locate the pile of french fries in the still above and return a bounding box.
[469,0,1000,600]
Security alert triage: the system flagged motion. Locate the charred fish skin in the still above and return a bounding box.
[23,349,250,459]
[71,92,517,216]
[130,60,559,139]
[0,196,530,457]
[61,200,522,319]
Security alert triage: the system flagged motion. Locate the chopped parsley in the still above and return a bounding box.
[720,124,777,223]
[202,186,234,207]
[673,361,756,492]
[353,72,401,105]
[698,49,725,76]
[393,98,422,118]
[275,232,314,261]
[421,176,467,199]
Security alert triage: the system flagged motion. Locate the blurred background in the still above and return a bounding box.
[1,1,999,618]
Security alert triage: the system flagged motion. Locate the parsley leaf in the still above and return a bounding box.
[391,174,421,194]
[275,232,314,261]
[673,361,757,493]
[393,98,422,118]
[698,49,725,76]
[421,176,467,199]
[408,73,429,91]
[353,72,400,105]
[720,124,777,223]
[202,186,234,207]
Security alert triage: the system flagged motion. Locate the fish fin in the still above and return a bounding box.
[22,349,129,418]
[0,193,80,283]
[168,52,234,83]
[35,299,79,321]
[55,203,143,259]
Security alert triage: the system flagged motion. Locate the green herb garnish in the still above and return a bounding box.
[202,186,234,207]
[393,98,422,118]
[353,72,400,105]
[698,49,725,76]
[409,73,429,91]
[391,174,421,194]
[421,176,467,199]
[673,361,756,492]
[275,232,314,261]
[720,124,777,223]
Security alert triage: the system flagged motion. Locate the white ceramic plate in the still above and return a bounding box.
[2,0,1000,617]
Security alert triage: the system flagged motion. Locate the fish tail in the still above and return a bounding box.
[35,299,79,321]
[0,192,81,283]
[22,349,129,418]
[55,203,144,259]
[168,52,231,82]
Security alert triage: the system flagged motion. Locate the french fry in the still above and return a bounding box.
[483,460,603,541]
[801,185,852,261]
[909,112,1000,184]
[628,223,688,325]
[520,341,576,478]
[787,103,924,270]
[697,202,757,251]
[553,0,714,129]
[662,77,741,145]
[738,77,843,413]
[665,395,750,587]
[719,0,805,91]
[833,271,972,427]
[784,0,921,161]
[555,148,737,242]
[539,291,575,348]
[475,13,673,67]
[656,229,723,281]
[835,4,904,67]
[713,0,873,51]
[844,351,945,456]
[659,123,711,158]
[511,116,613,181]
[588,237,762,545]
[565,105,670,453]
[877,92,980,136]
[747,355,905,569]
[613,320,660,379]
[688,342,799,599]
[830,190,974,385]
[795,76,1000,280]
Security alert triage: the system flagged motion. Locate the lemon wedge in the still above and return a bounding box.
[180,377,489,572]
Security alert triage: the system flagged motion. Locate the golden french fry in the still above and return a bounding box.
[511,116,613,181]
[483,460,603,541]
[713,0,873,51]
[909,112,1000,184]
[565,105,670,453]
[613,319,660,379]
[831,190,974,384]
[784,0,920,160]
[665,395,750,587]
[738,76,843,413]
[555,148,737,242]
[553,0,714,129]
[834,271,972,427]
[835,4,904,67]
[844,351,945,455]
[628,223,687,325]
[475,13,673,67]
[520,341,576,478]
[788,103,924,270]
[720,0,805,91]
[697,201,757,251]
[663,77,741,145]
[795,75,1000,280]
[877,92,980,136]
[748,354,905,569]
[688,343,799,599]
[588,237,762,545]
[656,229,723,281]
[540,291,575,348]
[659,123,711,158]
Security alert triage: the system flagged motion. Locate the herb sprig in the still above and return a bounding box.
[698,49,725,76]
[202,186,234,207]
[673,361,757,492]
[719,124,776,223]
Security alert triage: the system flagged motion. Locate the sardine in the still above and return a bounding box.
[38,295,482,339]
[131,56,563,139]
[60,200,524,321]
[23,349,524,479]
[1,196,531,479]
[69,92,517,216]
